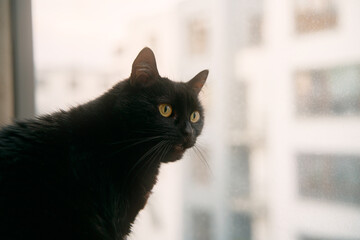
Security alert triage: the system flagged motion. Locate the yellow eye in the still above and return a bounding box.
[190,111,200,123]
[159,104,172,117]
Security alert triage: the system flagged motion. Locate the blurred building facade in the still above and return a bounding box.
[234,0,360,240]
[33,0,360,240]
[177,0,360,240]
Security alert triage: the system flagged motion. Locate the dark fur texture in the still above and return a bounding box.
[0,48,208,240]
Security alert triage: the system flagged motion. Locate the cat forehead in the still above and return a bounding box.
[158,81,199,104]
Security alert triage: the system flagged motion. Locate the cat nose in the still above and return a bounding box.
[182,121,193,137]
[181,122,194,148]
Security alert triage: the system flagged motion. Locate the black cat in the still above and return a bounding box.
[0,47,208,240]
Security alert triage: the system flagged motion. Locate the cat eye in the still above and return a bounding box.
[158,104,172,117]
[190,111,200,123]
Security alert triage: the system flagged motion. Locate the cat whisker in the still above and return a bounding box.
[141,141,170,176]
[124,140,166,188]
[131,129,165,133]
[107,136,163,159]
[192,144,213,177]
[143,142,172,179]
[192,139,208,150]
[110,135,162,146]
[130,127,174,135]
[137,127,180,137]
[156,142,172,163]
[126,141,169,188]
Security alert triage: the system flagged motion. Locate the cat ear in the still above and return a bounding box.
[187,70,209,95]
[130,47,159,87]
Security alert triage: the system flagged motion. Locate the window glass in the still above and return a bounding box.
[230,81,247,131]
[191,209,213,240]
[229,146,250,198]
[232,0,263,47]
[229,213,252,240]
[295,0,337,33]
[246,3,263,46]
[298,153,360,205]
[299,236,360,240]
[188,18,209,55]
[295,66,360,116]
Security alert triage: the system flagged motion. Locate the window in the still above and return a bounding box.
[245,0,264,46]
[246,13,263,46]
[234,0,263,47]
[297,153,360,205]
[0,0,14,124]
[229,146,250,198]
[191,209,213,240]
[295,65,360,116]
[190,148,211,185]
[230,81,247,131]
[229,212,252,240]
[299,235,360,240]
[295,0,337,33]
[187,18,208,55]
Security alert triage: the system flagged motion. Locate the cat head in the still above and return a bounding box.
[124,47,208,162]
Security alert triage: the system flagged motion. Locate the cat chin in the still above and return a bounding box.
[161,146,186,163]
[161,152,183,163]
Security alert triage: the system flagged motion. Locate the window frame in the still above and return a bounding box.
[10,0,35,120]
